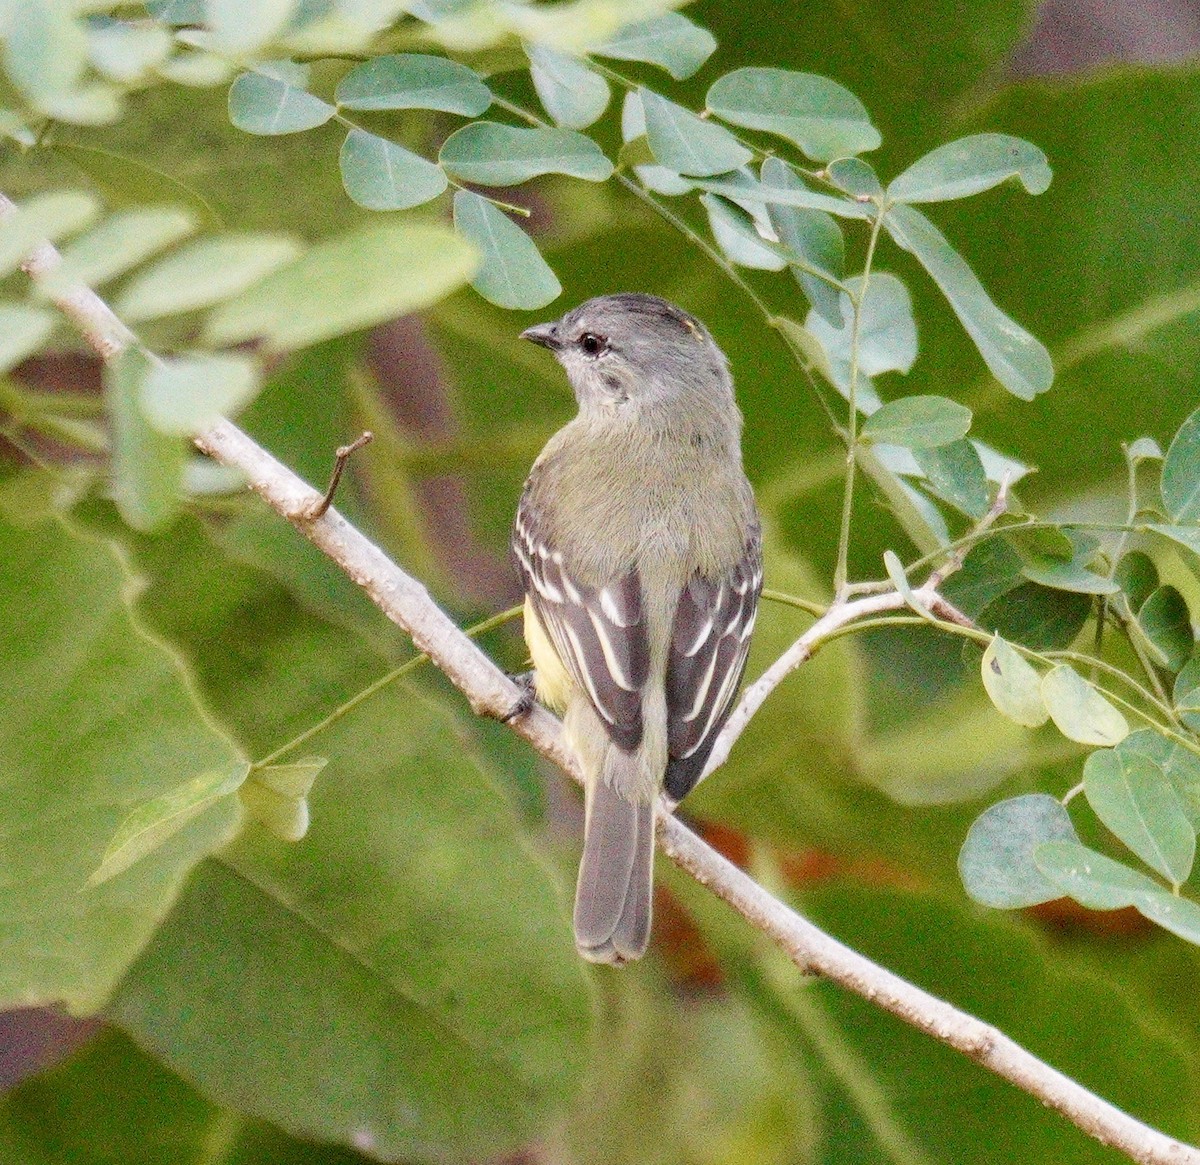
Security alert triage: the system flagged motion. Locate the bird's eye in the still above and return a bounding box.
[579,332,606,356]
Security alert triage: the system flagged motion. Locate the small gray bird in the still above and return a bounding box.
[513,293,762,964]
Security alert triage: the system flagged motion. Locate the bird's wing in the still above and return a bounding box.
[513,496,650,751]
[663,523,763,802]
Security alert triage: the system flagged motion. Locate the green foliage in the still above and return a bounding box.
[6,1,1200,1161]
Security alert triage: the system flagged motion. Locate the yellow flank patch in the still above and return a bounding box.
[523,596,573,712]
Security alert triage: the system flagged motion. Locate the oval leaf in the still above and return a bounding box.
[335,53,491,115]
[701,194,786,271]
[884,204,1053,401]
[1083,748,1195,886]
[888,134,1052,204]
[0,190,99,279]
[42,206,197,294]
[525,44,609,129]
[452,190,560,310]
[0,304,55,374]
[1174,659,1200,733]
[339,129,448,211]
[706,67,880,162]
[912,439,989,519]
[593,13,715,80]
[1119,728,1200,829]
[439,122,613,185]
[104,346,186,533]
[958,794,1079,908]
[861,394,972,449]
[205,223,477,350]
[1137,585,1193,672]
[1161,405,1200,523]
[981,633,1047,727]
[639,87,751,178]
[206,0,296,53]
[1115,550,1159,614]
[1040,665,1129,747]
[90,763,249,887]
[761,156,845,326]
[1034,839,1164,910]
[228,64,334,135]
[114,234,302,321]
[140,353,261,435]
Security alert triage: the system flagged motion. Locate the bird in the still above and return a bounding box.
[511,292,762,964]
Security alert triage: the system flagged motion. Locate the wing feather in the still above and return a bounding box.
[664,524,763,802]
[513,494,649,751]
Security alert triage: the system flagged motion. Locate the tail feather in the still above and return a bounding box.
[574,781,654,964]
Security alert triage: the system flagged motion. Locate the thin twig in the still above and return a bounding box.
[13,191,1200,1165]
[305,430,373,520]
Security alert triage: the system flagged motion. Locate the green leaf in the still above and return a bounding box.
[114,234,302,321]
[206,0,297,52]
[227,63,334,135]
[1128,436,1164,463]
[593,12,715,80]
[701,194,786,271]
[3,0,88,108]
[975,584,1092,653]
[1134,891,1200,943]
[913,439,990,518]
[888,133,1051,203]
[0,304,55,374]
[884,203,1053,400]
[639,87,752,178]
[40,206,197,294]
[0,516,243,1010]
[980,633,1047,727]
[1034,839,1166,910]
[0,190,99,279]
[239,757,326,843]
[1019,552,1120,595]
[453,190,560,310]
[338,128,448,211]
[87,19,173,82]
[1146,522,1200,560]
[826,155,882,198]
[140,353,262,435]
[334,53,491,115]
[958,794,1078,908]
[439,121,613,185]
[1138,585,1193,672]
[90,762,249,887]
[861,394,972,449]
[1161,404,1200,522]
[1174,660,1200,733]
[761,156,844,325]
[1040,665,1129,746]
[525,44,609,129]
[706,68,880,162]
[1115,550,1159,613]
[1119,728,1200,829]
[111,687,590,1159]
[806,272,917,387]
[1083,748,1195,886]
[883,548,927,616]
[702,172,873,220]
[205,222,477,350]
[105,347,186,533]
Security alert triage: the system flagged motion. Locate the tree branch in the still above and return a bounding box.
[11,192,1199,1165]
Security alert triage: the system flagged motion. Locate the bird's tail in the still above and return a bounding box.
[573,776,654,964]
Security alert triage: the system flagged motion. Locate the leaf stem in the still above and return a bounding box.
[833,204,887,598]
[253,605,523,767]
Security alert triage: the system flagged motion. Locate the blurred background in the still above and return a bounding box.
[5,1,1200,1163]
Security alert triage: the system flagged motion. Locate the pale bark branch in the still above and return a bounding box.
[11,192,1198,1165]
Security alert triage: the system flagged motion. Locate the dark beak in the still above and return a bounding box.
[520,321,560,350]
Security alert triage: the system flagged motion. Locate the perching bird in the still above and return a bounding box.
[512,293,762,964]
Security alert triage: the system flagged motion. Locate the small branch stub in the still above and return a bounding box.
[305,431,374,520]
